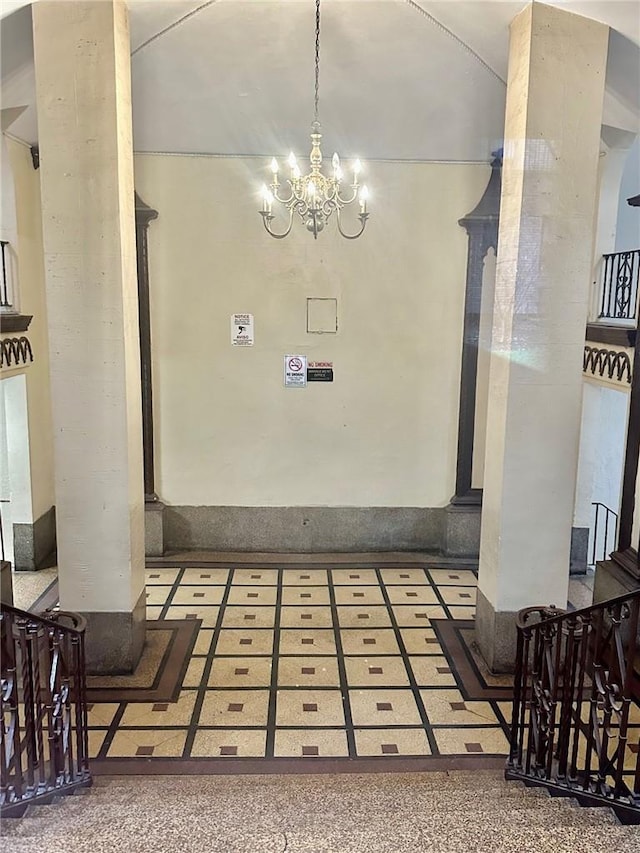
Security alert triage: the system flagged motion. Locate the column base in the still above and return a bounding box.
[13,506,57,571]
[443,502,481,558]
[475,588,519,674]
[145,499,165,557]
[82,587,146,674]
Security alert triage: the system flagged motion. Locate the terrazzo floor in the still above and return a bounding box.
[11,556,612,775]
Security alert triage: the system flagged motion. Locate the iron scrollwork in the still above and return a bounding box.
[0,336,33,369]
[583,345,632,384]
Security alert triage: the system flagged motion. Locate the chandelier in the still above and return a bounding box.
[259,0,370,240]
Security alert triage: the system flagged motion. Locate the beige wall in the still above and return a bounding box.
[134,154,489,509]
[5,135,55,523]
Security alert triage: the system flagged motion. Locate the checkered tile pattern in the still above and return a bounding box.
[82,563,528,763]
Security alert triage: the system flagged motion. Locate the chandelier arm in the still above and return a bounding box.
[336,209,369,240]
[336,187,359,206]
[273,185,297,205]
[261,209,295,240]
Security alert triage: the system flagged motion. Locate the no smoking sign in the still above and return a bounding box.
[284,354,307,387]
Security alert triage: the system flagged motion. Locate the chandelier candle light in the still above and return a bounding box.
[259,0,370,240]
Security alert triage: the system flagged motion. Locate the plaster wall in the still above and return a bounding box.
[615,137,640,252]
[574,379,628,557]
[3,136,55,525]
[134,154,489,511]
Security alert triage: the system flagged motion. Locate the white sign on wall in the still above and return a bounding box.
[284,354,307,387]
[231,313,254,346]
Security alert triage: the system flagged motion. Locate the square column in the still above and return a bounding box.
[476,3,608,671]
[33,1,145,672]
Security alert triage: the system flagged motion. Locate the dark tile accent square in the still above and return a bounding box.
[436,667,451,674]
[381,744,399,754]
[465,743,483,753]
[363,638,376,646]
[302,746,319,756]
[220,746,238,756]
[247,593,259,599]
[459,593,472,599]
[152,703,169,712]
[244,614,256,621]
[239,638,253,646]
[251,574,262,579]
[301,667,316,675]
[629,744,639,754]
[301,638,314,645]
[357,613,370,620]
[376,702,393,711]
[300,593,312,599]
[234,668,249,675]
[300,575,311,580]
[425,638,439,645]
[136,746,155,757]
[228,703,244,712]
[146,593,150,599]
[303,703,318,712]
[406,592,418,598]
[450,702,466,711]
[448,575,460,580]
[200,574,211,579]
[301,614,313,620]
[193,593,205,598]
[415,613,428,619]
[353,592,365,598]
[400,574,410,579]
[369,667,383,675]
[149,574,160,579]
[349,574,361,579]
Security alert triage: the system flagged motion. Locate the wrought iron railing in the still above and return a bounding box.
[589,501,619,568]
[0,604,92,816]
[507,592,640,824]
[0,240,11,309]
[598,249,640,322]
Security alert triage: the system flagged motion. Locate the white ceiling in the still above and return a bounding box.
[1,0,639,162]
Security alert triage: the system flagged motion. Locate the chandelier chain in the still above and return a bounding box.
[314,0,320,124]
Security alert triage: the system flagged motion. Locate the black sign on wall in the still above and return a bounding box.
[307,361,334,382]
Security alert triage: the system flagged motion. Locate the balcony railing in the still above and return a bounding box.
[0,605,92,816]
[507,592,640,824]
[598,249,640,322]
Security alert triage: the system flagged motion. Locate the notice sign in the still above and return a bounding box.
[307,361,334,382]
[231,313,254,346]
[284,354,307,387]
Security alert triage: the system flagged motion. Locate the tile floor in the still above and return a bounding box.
[85,561,514,767]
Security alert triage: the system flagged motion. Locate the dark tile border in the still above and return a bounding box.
[90,754,507,776]
[86,619,200,704]
[432,619,513,701]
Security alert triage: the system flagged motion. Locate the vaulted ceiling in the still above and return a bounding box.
[1,1,639,162]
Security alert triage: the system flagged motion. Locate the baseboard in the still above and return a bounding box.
[164,505,445,553]
[13,505,56,571]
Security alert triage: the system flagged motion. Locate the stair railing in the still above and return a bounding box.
[589,502,619,568]
[0,604,92,816]
[507,590,640,823]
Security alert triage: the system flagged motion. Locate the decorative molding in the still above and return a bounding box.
[585,323,635,348]
[0,336,33,369]
[453,149,502,503]
[583,345,631,384]
[0,314,32,333]
[135,192,159,502]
